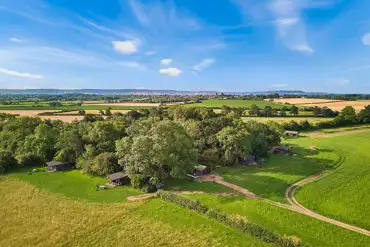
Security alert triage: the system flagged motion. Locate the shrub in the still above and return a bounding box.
[157,190,208,214]
[0,151,18,173]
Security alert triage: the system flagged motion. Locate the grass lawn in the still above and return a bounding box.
[8,168,141,203]
[190,99,285,109]
[286,132,370,229]
[164,178,235,193]
[0,104,152,111]
[215,146,339,202]
[0,177,273,247]
[186,194,370,247]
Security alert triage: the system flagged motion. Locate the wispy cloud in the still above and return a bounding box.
[117,61,146,70]
[112,40,140,55]
[159,67,182,77]
[127,0,202,32]
[145,51,156,56]
[192,58,215,72]
[0,67,44,79]
[160,58,173,66]
[9,37,26,43]
[362,33,370,46]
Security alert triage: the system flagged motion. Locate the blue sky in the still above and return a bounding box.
[0,0,370,93]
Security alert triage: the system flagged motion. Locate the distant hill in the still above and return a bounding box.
[0,89,328,96]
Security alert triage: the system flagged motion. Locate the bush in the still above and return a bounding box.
[18,153,44,166]
[0,151,18,173]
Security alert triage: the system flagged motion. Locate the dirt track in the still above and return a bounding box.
[305,128,370,138]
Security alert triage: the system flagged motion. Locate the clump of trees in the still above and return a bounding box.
[0,106,282,192]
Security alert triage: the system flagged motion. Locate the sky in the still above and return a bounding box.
[0,0,370,93]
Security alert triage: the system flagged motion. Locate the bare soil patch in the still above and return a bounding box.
[39,115,84,122]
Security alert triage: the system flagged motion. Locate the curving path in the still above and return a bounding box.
[200,173,370,236]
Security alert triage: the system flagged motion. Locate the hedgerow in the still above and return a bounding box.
[157,190,306,247]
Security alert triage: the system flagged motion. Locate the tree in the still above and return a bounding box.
[22,123,58,163]
[264,106,273,117]
[0,151,17,173]
[105,107,112,116]
[290,105,299,115]
[217,126,251,166]
[248,104,260,116]
[358,105,370,123]
[79,152,120,176]
[54,128,84,163]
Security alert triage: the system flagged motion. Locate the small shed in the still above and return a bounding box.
[284,130,299,137]
[108,172,130,186]
[46,161,73,172]
[243,155,256,165]
[193,165,209,177]
[270,146,291,155]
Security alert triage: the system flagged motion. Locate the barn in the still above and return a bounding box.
[108,172,130,186]
[46,161,73,172]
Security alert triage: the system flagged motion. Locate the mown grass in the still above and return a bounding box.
[190,99,285,109]
[0,177,273,247]
[286,132,370,229]
[215,147,339,202]
[164,178,235,193]
[9,168,141,203]
[186,194,370,247]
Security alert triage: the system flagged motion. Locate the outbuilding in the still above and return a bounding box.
[284,130,299,137]
[108,172,130,186]
[270,146,291,155]
[193,165,209,177]
[46,161,73,172]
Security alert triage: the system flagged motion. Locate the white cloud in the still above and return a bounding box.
[145,51,156,56]
[192,58,215,72]
[0,67,44,79]
[274,18,299,26]
[9,37,25,43]
[291,44,314,54]
[118,61,146,70]
[112,40,140,55]
[160,58,173,66]
[159,67,182,77]
[362,33,370,46]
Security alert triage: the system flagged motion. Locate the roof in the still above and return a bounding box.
[276,146,291,151]
[46,161,70,167]
[194,165,207,171]
[108,172,126,181]
[285,131,299,134]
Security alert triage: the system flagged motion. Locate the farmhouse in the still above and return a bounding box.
[270,146,291,155]
[108,172,130,186]
[284,130,299,137]
[46,161,73,172]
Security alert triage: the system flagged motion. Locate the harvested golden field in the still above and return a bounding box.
[270,98,340,105]
[302,100,370,112]
[0,110,56,116]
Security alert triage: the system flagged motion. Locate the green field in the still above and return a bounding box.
[0,177,273,247]
[186,194,369,247]
[286,132,370,229]
[0,104,152,111]
[215,147,339,202]
[9,168,141,203]
[190,99,285,109]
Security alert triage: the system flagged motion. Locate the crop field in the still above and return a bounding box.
[286,131,370,229]
[0,103,154,111]
[0,110,57,116]
[242,117,334,124]
[302,100,370,112]
[57,110,131,115]
[0,177,272,247]
[271,98,340,105]
[190,99,285,109]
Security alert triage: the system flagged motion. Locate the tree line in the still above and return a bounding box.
[0,107,282,192]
